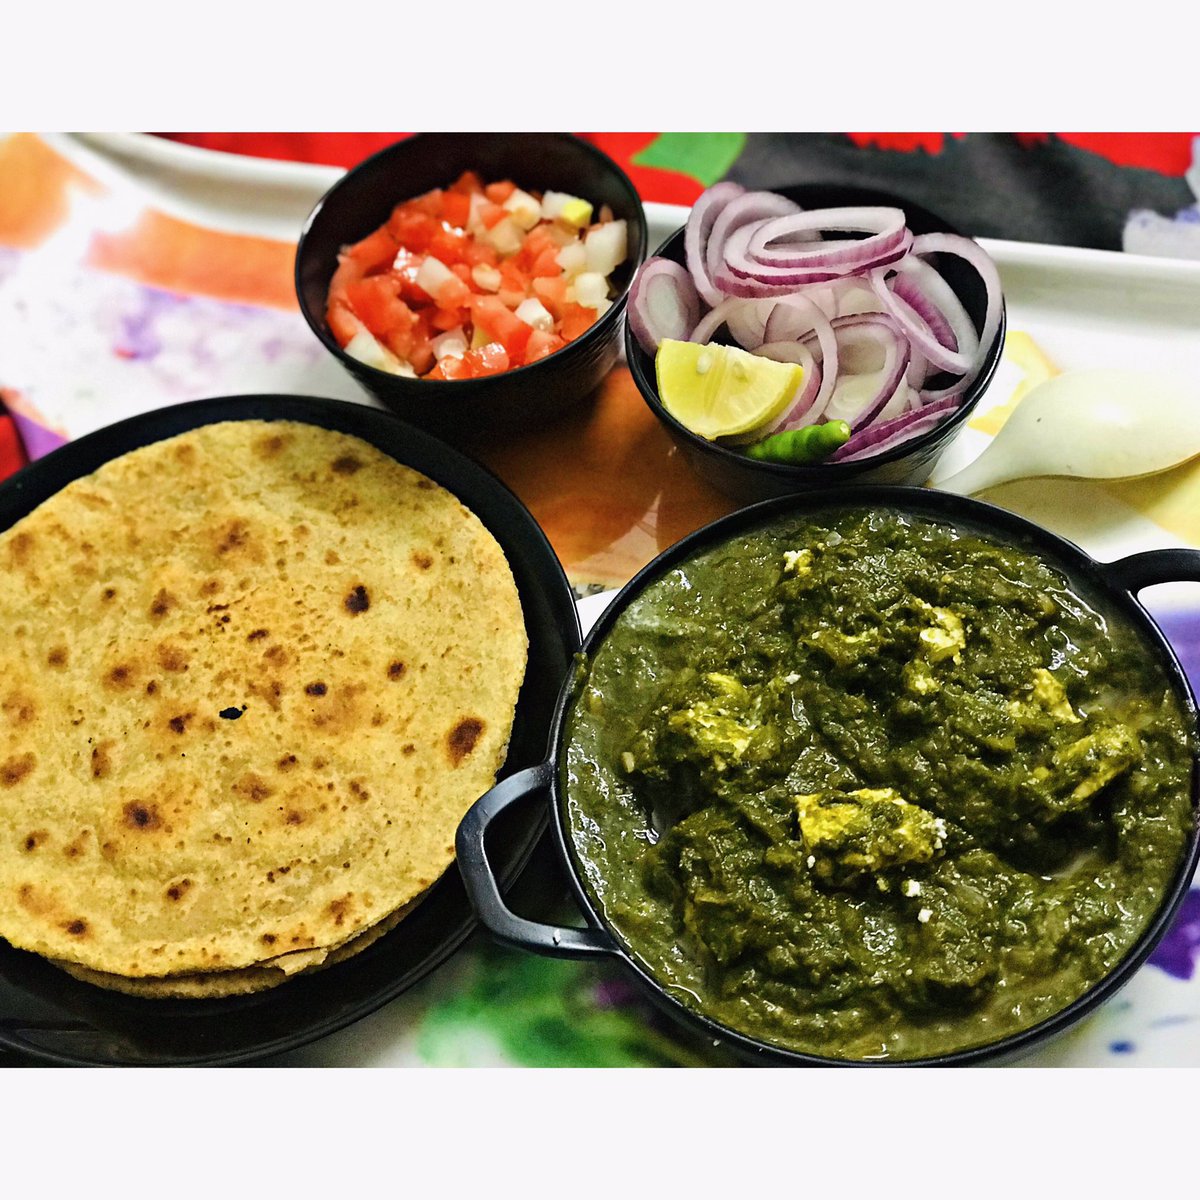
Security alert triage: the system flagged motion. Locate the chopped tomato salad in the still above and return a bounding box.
[325,171,629,380]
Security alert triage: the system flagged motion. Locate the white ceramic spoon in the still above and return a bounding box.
[934,368,1200,495]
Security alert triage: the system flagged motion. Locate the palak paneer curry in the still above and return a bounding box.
[565,510,1196,1060]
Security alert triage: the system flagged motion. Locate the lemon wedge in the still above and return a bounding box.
[656,340,803,441]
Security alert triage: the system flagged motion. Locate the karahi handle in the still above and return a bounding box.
[1104,548,1200,593]
[456,762,616,959]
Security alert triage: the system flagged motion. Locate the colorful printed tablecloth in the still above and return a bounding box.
[2,132,1200,1067]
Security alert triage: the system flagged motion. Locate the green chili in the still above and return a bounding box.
[745,420,852,464]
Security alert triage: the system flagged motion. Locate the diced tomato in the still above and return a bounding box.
[425,361,449,380]
[531,276,569,319]
[407,189,444,217]
[345,274,415,350]
[525,329,566,363]
[441,191,471,228]
[344,226,400,273]
[478,202,508,230]
[516,226,558,270]
[448,171,485,196]
[409,339,436,375]
[329,252,365,296]
[428,226,469,266]
[559,302,597,342]
[326,300,361,347]
[462,342,510,377]
[431,276,470,312]
[530,245,561,279]
[388,209,439,252]
[430,306,465,332]
[498,259,529,293]
[484,180,516,204]
[391,249,432,305]
[470,296,532,361]
[461,239,499,269]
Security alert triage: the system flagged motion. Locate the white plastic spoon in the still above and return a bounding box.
[934,368,1200,495]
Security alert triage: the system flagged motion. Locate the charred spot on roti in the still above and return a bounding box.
[447,717,484,765]
[284,810,305,826]
[345,585,369,614]
[402,743,416,756]
[105,663,136,690]
[276,754,298,773]
[165,879,191,902]
[247,628,269,642]
[23,830,48,852]
[47,645,69,668]
[91,741,114,779]
[156,643,189,673]
[233,774,273,803]
[9,531,35,566]
[122,802,162,831]
[101,587,116,602]
[253,432,290,458]
[167,714,192,735]
[149,588,176,619]
[387,660,406,680]
[305,682,327,697]
[2,691,37,725]
[1,753,36,786]
[331,454,363,475]
[412,551,433,570]
[327,895,353,927]
[215,518,252,556]
[218,706,245,720]
[145,681,158,695]
[261,933,277,945]
[325,550,340,566]
[64,919,89,937]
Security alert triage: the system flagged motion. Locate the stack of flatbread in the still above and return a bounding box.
[0,420,527,998]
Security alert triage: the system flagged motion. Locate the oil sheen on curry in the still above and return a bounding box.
[564,511,1196,1061]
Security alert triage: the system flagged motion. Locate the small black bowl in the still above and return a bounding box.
[458,486,1200,1067]
[625,184,1006,503]
[296,133,648,445]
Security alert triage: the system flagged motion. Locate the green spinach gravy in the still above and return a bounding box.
[564,511,1196,1061]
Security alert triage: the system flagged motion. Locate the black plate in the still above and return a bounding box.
[0,395,580,1066]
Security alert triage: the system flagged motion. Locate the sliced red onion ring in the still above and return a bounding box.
[688,296,761,345]
[684,181,745,308]
[627,257,701,354]
[829,396,962,462]
[704,191,802,293]
[819,315,910,431]
[764,295,839,424]
[868,270,971,375]
[746,207,908,269]
[890,255,978,365]
[721,222,912,289]
[725,299,778,350]
[909,232,1003,397]
[752,341,823,432]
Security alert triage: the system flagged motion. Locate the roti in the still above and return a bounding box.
[0,419,527,989]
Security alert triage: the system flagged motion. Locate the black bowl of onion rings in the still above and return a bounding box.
[625,183,1006,502]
